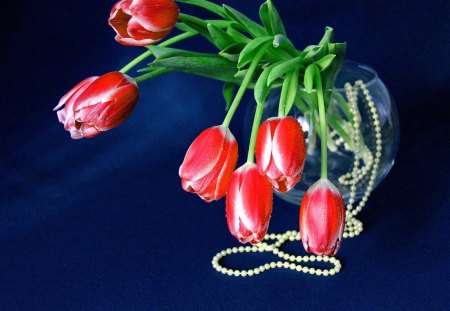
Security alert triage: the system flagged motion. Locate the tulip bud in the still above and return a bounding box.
[108,0,179,46]
[255,116,306,192]
[179,126,238,202]
[226,163,273,244]
[54,72,139,139]
[299,179,345,256]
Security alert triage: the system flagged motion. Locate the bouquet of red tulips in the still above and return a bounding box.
[56,0,348,257]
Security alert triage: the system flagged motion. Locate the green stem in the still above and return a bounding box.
[247,101,264,163]
[222,42,271,128]
[133,68,172,84]
[313,65,328,179]
[119,32,196,74]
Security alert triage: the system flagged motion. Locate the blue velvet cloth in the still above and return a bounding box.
[1,0,449,309]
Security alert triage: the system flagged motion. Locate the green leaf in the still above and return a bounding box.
[148,46,200,59]
[319,26,334,48]
[284,69,299,116]
[145,48,239,82]
[207,23,234,50]
[223,5,267,38]
[178,14,212,41]
[223,82,235,111]
[259,1,286,36]
[316,54,336,71]
[267,57,302,85]
[302,45,322,63]
[238,36,273,68]
[226,23,251,44]
[303,64,315,93]
[259,3,272,34]
[176,0,226,18]
[175,22,193,33]
[206,19,234,28]
[272,34,298,56]
[322,42,346,102]
[234,69,248,79]
[254,62,281,105]
[219,43,246,62]
[267,0,286,35]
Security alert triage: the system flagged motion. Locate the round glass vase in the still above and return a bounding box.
[244,61,400,205]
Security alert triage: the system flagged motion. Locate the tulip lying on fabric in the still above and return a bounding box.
[226,163,273,244]
[299,179,345,256]
[179,126,238,202]
[54,72,139,139]
[256,116,307,192]
[109,0,179,46]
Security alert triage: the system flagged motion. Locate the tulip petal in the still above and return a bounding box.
[114,35,160,46]
[255,118,274,174]
[226,163,273,244]
[213,131,238,199]
[127,18,172,41]
[179,126,226,182]
[56,109,67,124]
[129,0,179,33]
[272,117,306,176]
[73,72,134,112]
[300,179,345,256]
[79,124,101,138]
[54,76,98,111]
[108,4,132,39]
[69,130,83,139]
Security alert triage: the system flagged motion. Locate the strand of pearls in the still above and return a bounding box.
[212,231,342,277]
[212,80,381,277]
[344,80,382,219]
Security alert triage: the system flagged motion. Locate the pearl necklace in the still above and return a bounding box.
[212,80,382,277]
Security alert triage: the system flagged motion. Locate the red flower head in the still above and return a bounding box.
[299,179,345,256]
[255,116,306,192]
[226,163,273,244]
[108,0,179,46]
[179,126,238,202]
[54,72,139,139]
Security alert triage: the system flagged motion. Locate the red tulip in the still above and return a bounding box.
[226,163,273,244]
[54,72,139,139]
[299,179,345,256]
[108,0,179,46]
[255,116,306,192]
[179,126,238,202]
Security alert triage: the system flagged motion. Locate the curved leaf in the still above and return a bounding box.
[207,23,234,50]
[267,0,286,35]
[273,34,298,56]
[303,64,315,93]
[267,56,302,85]
[226,23,251,43]
[223,5,267,38]
[238,36,273,68]
[223,82,235,111]
[177,0,226,18]
[254,62,282,105]
[316,54,336,71]
[219,43,246,62]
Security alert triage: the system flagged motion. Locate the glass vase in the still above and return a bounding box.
[244,61,400,205]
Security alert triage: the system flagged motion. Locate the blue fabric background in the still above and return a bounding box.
[1,0,449,310]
